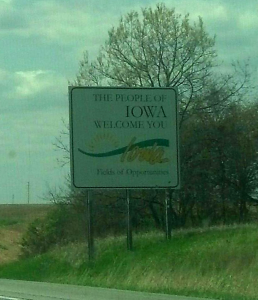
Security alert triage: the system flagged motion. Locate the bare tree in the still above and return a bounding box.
[72,4,250,126]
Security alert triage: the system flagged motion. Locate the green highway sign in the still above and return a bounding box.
[69,87,180,189]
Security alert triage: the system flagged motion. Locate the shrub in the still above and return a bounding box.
[20,204,73,257]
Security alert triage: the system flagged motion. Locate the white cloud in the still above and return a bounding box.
[0,0,115,45]
[13,70,59,98]
[189,4,228,22]
[238,11,258,29]
[0,69,67,100]
[0,0,12,7]
[0,68,8,81]
[27,1,90,41]
[0,68,68,118]
[161,0,228,22]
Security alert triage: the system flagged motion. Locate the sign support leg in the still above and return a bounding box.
[87,190,94,261]
[165,189,172,240]
[126,189,133,251]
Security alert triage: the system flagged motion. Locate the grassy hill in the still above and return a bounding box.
[0,223,258,300]
[0,204,53,264]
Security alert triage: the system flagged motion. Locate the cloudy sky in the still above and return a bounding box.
[0,0,257,204]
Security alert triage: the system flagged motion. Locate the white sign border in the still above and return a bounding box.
[69,86,180,190]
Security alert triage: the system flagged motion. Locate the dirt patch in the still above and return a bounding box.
[0,204,53,264]
[0,228,22,264]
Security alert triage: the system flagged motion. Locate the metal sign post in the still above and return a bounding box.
[87,190,94,261]
[126,189,133,251]
[165,189,172,240]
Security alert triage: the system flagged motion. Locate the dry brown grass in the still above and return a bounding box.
[0,204,53,264]
[0,228,22,264]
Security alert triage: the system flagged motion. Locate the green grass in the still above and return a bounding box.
[0,219,18,227]
[1,224,258,300]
